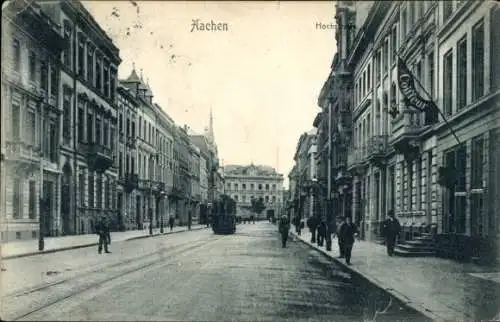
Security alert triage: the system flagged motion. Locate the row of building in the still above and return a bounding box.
[289,1,500,262]
[1,0,225,241]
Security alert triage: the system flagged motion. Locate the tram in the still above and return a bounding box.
[212,196,237,235]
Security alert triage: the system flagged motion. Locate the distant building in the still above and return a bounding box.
[224,164,284,220]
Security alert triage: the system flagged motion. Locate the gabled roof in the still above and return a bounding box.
[124,68,141,83]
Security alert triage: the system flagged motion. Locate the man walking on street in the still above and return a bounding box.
[383,210,401,256]
[337,217,346,258]
[96,217,111,254]
[325,218,336,251]
[279,215,291,248]
[317,220,326,247]
[339,216,358,265]
[306,216,318,243]
[169,216,175,232]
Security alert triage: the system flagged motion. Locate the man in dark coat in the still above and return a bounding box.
[325,218,336,251]
[279,215,291,248]
[383,210,401,256]
[338,216,358,265]
[95,217,111,254]
[169,216,175,231]
[337,217,346,258]
[306,216,317,243]
[317,220,327,247]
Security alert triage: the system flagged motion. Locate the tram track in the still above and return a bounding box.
[3,236,221,321]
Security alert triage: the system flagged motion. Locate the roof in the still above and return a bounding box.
[224,164,283,177]
[124,68,141,83]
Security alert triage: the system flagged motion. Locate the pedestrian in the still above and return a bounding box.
[337,217,346,258]
[317,220,326,247]
[383,210,401,256]
[250,214,255,224]
[306,216,317,243]
[188,212,192,230]
[338,216,358,265]
[325,218,336,251]
[169,216,175,232]
[278,215,291,248]
[95,217,111,254]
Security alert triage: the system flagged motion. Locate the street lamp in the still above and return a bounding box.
[159,190,166,234]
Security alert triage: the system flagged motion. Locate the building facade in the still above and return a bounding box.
[1,1,65,241]
[306,0,500,261]
[224,164,284,220]
[39,0,121,236]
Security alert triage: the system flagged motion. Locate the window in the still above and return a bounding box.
[40,61,48,91]
[272,184,276,190]
[96,57,101,90]
[401,8,407,37]
[78,106,84,143]
[78,37,85,77]
[470,194,484,236]
[110,126,115,151]
[266,184,270,191]
[456,145,467,192]
[87,112,93,143]
[457,36,467,110]
[383,40,389,74]
[472,21,485,101]
[96,118,101,145]
[87,46,94,83]
[63,93,71,143]
[103,122,109,147]
[272,196,276,202]
[258,184,262,190]
[11,103,20,140]
[391,27,397,63]
[105,177,110,209]
[49,121,57,162]
[427,51,434,98]
[50,64,58,96]
[119,152,123,177]
[13,39,21,72]
[443,50,453,116]
[265,196,269,203]
[88,172,94,208]
[119,114,123,134]
[96,174,102,209]
[443,2,453,21]
[409,3,414,28]
[242,183,246,190]
[29,180,36,219]
[103,65,109,98]
[250,183,254,190]
[110,70,116,101]
[12,179,22,219]
[29,51,36,81]
[132,121,136,138]
[367,65,371,90]
[471,136,484,189]
[26,111,36,144]
[362,71,366,96]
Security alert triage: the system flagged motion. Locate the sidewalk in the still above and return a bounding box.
[290,228,500,322]
[1,224,207,260]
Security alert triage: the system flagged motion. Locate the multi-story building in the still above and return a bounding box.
[175,126,192,225]
[154,104,175,226]
[287,165,298,221]
[190,133,212,224]
[116,83,138,230]
[224,164,284,220]
[1,1,65,241]
[292,130,318,221]
[120,69,166,231]
[188,142,201,223]
[316,0,500,261]
[38,0,121,235]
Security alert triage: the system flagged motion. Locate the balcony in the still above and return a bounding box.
[335,169,352,186]
[4,140,40,173]
[390,108,426,160]
[82,143,114,173]
[347,147,367,176]
[126,136,136,148]
[366,135,388,167]
[123,173,139,193]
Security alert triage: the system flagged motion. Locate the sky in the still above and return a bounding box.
[83,1,337,186]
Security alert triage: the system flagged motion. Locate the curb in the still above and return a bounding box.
[2,227,208,260]
[124,226,207,241]
[290,231,441,322]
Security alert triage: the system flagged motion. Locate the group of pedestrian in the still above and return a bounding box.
[281,209,401,266]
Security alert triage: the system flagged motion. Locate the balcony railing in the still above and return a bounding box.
[390,108,423,142]
[4,140,40,173]
[367,135,388,162]
[347,146,366,168]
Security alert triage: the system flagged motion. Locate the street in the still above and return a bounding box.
[1,223,428,321]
